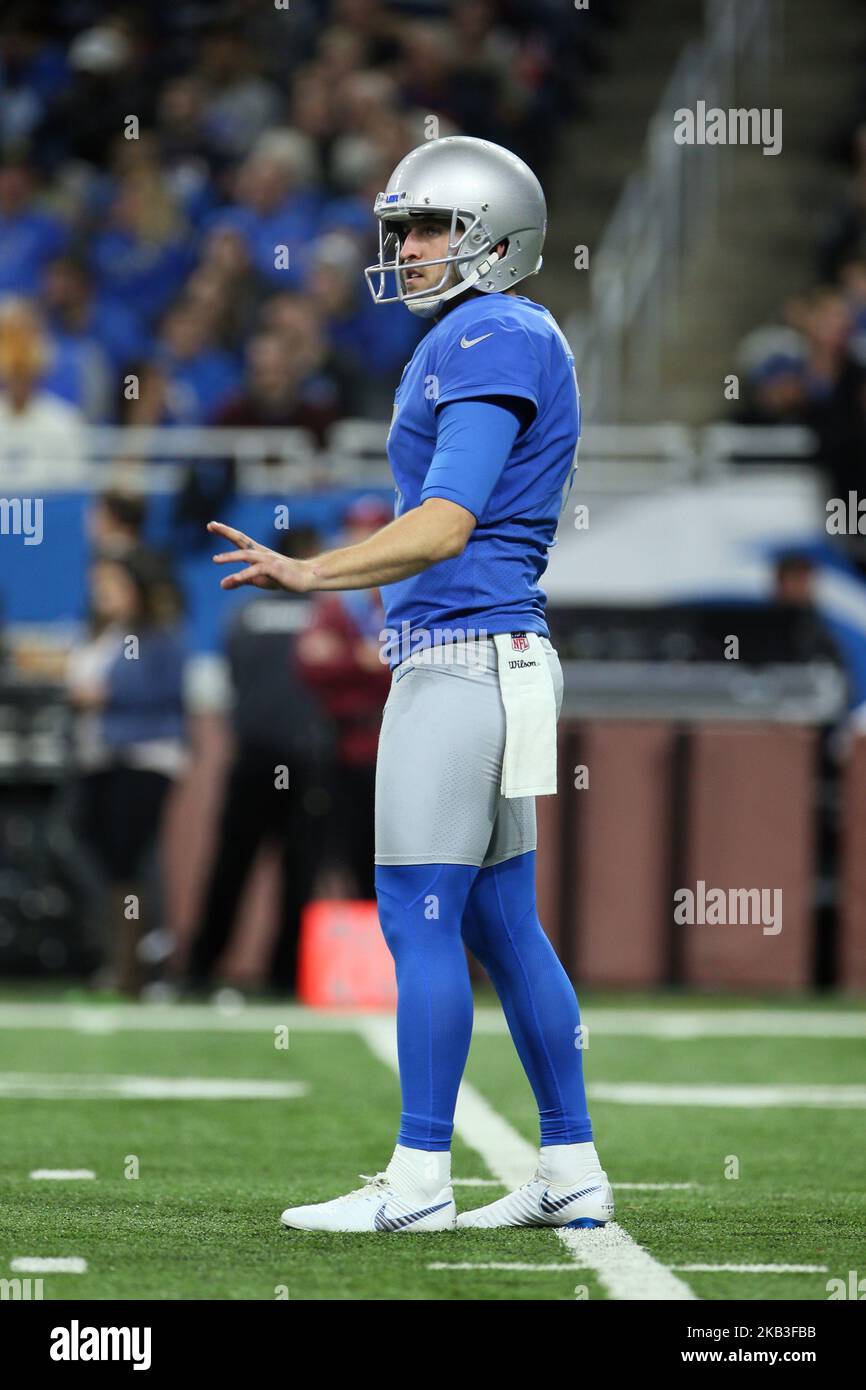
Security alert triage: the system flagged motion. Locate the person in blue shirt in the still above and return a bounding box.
[42,254,150,371]
[89,174,194,327]
[204,137,322,291]
[304,231,426,416]
[68,550,187,998]
[209,136,614,1235]
[0,161,67,296]
[134,301,241,427]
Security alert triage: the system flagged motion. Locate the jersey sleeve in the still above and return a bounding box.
[430,312,543,415]
[420,397,523,520]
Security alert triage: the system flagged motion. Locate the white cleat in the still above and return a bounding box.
[456,1170,615,1229]
[281,1172,457,1233]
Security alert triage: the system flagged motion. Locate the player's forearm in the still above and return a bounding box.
[306,504,465,591]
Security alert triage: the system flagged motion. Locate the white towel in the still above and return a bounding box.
[493,632,558,798]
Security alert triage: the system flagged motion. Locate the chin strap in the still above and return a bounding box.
[405,250,501,317]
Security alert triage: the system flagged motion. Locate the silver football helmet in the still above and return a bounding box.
[364,136,547,318]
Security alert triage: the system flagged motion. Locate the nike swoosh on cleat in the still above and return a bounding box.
[539,1184,605,1215]
[374,1200,452,1231]
[460,333,494,348]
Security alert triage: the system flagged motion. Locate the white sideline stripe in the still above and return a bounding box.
[10,1257,86,1273]
[357,1016,696,1303]
[0,1073,308,1100]
[452,1178,501,1187]
[591,1083,866,1109]
[30,1169,95,1180]
[1,1001,865,1039]
[671,1263,828,1274]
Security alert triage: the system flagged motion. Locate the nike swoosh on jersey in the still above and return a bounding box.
[460,332,494,348]
[539,1184,605,1215]
[374,1199,451,1231]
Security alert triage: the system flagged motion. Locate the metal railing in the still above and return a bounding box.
[565,0,780,422]
[0,418,818,495]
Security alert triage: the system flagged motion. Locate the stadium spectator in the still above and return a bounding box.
[40,254,150,418]
[328,0,403,70]
[192,226,263,350]
[786,289,866,505]
[129,300,241,427]
[771,552,849,671]
[205,130,322,290]
[87,488,185,628]
[0,159,67,295]
[0,294,85,466]
[87,488,148,558]
[183,527,335,996]
[0,11,70,158]
[35,18,157,173]
[295,496,392,899]
[733,326,811,428]
[154,73,224,229]
[217,304,358,441]
[193,22,282,163]
[66,550,188,996]
[305,230,424,413]
[89,170,194,327]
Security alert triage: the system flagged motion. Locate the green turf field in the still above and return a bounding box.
[0,990,864,1301]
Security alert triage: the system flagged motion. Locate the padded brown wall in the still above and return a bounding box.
[838,735,866,992]
[679,726,816,991]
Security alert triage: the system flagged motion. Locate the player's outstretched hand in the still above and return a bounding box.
[208,521,313,593]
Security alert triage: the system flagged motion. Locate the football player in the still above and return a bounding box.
[210,136,614,1233]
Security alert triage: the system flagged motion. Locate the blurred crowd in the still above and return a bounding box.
[66,486,393,997]
[0,0,609,437]
[730,107,866,563]
[0,0,620,993]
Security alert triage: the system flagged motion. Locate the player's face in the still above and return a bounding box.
[398,217,462,297]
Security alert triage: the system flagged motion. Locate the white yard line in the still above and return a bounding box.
[29,1169,95,1180]
[10,1257,87,1273]
[428,1262,581,1272]
[0,1001,864,1039]
[671,1263,828,1274]
[615,1182,697,1190]
[428,1261,828,1275]
[357,1015,697,1302]
[590,1083,866,1109]
[580,1011,866,1040]
[0,1074,308,1100]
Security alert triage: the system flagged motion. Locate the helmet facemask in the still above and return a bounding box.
[364,204,500,317]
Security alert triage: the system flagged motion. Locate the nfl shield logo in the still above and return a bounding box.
[511,633,529,652]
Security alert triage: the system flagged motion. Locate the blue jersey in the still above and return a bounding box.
[381,293,580,664]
